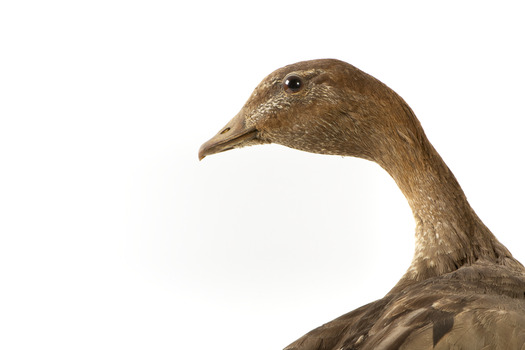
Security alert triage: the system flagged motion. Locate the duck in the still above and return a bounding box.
[198,59,525,349]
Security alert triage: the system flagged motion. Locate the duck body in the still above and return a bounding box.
[199,59,525,349]
[287,262,525,349]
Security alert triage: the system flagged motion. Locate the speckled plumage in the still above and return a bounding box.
[199,59,525,349]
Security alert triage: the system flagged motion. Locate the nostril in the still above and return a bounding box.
[220,127,230,135]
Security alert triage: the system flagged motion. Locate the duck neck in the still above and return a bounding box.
[375,128,515,282]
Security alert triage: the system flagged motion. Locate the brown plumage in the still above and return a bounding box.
[198,59,525,349]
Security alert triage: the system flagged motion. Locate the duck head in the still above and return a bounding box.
[199,59,424,163]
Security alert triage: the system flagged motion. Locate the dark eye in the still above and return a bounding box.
[283,75,303,94]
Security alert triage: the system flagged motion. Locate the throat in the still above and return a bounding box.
[377,136,514,281]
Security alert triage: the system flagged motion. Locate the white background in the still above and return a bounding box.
[1,1,524,349]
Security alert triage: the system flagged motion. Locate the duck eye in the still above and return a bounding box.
[283,75,303,94]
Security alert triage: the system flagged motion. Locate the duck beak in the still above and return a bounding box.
[198,112,258,160]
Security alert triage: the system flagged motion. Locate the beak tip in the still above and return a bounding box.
[198,145,207,161]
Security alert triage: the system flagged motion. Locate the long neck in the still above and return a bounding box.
[374,117,520,283]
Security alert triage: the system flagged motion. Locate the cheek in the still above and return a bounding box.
[272,120,338,153]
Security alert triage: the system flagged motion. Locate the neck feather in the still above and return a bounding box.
[372,112,520,283]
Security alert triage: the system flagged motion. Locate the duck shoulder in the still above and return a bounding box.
[285,261,525,350]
